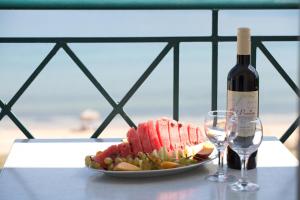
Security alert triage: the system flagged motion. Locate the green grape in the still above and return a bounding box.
[137,152,147,160]
[85,156,92,167]
[90,161,101,169]
[104,157,113,165]
[127,156,133,164]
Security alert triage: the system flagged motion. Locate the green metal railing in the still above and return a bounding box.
[0,8,299,142]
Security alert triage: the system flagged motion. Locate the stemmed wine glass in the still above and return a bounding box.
[227,117,263,192]
[204,110,236,182]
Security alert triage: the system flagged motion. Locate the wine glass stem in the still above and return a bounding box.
[217,150,224,175]
[240,155,249,184]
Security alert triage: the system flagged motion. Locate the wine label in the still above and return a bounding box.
[227,90,258,137]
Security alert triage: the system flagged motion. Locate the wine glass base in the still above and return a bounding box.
[205,173,236,183]
[231,181,259,192]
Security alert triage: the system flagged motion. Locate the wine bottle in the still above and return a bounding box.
[226,28,259,170]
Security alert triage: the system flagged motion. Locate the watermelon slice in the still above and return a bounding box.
[94,144,118,167]
[178,122,190,147]
[137,122,153,153]
[147,120,162,150]
[127,127,143,156]
[117,142,132,157]
[188,124,198,145]
[196,127,205,144]
[168,119,181,150]
[156,118,172,151]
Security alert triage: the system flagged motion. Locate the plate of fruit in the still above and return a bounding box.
[85,118,216,178]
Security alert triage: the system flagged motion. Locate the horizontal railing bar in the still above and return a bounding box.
[0,36,298,43]
[220,36,300,42]
[0,4,299,10]
[0,37,212,43]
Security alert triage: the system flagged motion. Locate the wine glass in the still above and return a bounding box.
[204,110,236,182]
[227,117,263,192]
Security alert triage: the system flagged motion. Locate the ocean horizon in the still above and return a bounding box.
[0,10,298,137]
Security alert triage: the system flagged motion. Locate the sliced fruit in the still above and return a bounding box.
[156,118,172,151]
[85,156,92,167]
[196,142,214,159]
[147,120,162,150]
[196,127,205,143]
[188,124,198,145]
[104,157,113,165]
[190,143,203,155]
[158,146,169,161]
[178,122,190,147]
[127,127,143,156]
[95,145,118,167]
[137,123,153,153]
[90,160,101,169]
[160,161,180,169]
[113,162,141,171]
[168,119,181,150]
[117,142,132,157]
[96,151,103,157]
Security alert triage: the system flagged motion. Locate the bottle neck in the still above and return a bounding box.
[237,55,250,65]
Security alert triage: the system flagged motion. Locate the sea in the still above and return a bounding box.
[0,10,298,137]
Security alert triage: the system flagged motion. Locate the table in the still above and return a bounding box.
[0,137,298,200]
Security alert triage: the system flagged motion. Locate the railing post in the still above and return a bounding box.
[211,9,219,111]
[251,39,257,68]
[173,42,179,121]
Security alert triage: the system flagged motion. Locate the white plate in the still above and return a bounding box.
[88,154,217,178]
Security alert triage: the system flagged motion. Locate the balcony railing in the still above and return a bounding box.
[0,1,299,143]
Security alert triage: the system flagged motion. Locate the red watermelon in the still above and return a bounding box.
[94,144,118,167]
[127,127,143,156]
[137,122,153,153]
[178,122,190,147]
[117,142,132,157]
[188,124,198,145]
[156,118,172,151]
[147,120,162,150]
[168,119,181,150]
[196,127,205,143]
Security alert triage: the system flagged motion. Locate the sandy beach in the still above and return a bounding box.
[0,114,298,168]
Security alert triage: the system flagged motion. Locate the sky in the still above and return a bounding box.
[0,10,298,36]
